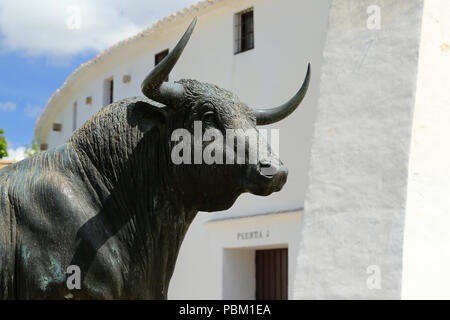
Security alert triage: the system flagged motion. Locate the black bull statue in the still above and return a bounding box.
[0,17,310,299]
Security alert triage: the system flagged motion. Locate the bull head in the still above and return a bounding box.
[139,17,310,211]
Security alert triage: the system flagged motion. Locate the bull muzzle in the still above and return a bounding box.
[249,156,288,196]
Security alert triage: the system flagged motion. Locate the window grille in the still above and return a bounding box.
[234,8,254,54]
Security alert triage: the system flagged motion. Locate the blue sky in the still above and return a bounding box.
[0,51,96,151]
[0,0,197,159]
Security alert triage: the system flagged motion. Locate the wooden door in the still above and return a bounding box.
[255,248,288,300]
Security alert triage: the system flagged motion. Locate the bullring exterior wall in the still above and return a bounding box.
[294,0,424,299]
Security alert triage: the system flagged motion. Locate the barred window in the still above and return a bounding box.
[234,8,254,54]
[103,77,114,107]
[108,79,114,104]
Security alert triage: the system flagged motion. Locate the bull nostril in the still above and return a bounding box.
[259,159,272,168]
[258,159,279,177]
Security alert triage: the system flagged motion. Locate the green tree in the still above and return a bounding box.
[0,129,7,159]
[24,139,41,158]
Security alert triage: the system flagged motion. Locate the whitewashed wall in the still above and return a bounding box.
[294,0,424,299]
[402,0,450,300]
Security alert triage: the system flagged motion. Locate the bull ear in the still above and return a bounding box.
[127,100,168,133]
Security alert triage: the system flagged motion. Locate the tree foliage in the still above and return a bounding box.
[24,139,41,158]
[0,129,7,159]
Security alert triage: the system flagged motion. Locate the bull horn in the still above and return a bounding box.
[141,17,197,104]
[254,63,311,125]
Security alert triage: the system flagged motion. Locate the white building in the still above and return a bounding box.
[34,0,450,299]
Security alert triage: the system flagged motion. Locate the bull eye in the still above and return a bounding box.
[201,111,216,125]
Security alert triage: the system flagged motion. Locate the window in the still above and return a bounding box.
[155,49,169,81]
[109,79,114,104]
[234,8,254,54]
[103,77,114,106]
[72,101,78,132]
[52,123,62,132]
[122,75,131,83]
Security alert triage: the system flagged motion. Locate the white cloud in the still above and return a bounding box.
[0,101,17,111]
[4,146,26,161]
[25,104,43,118]
[0,0,199,57]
